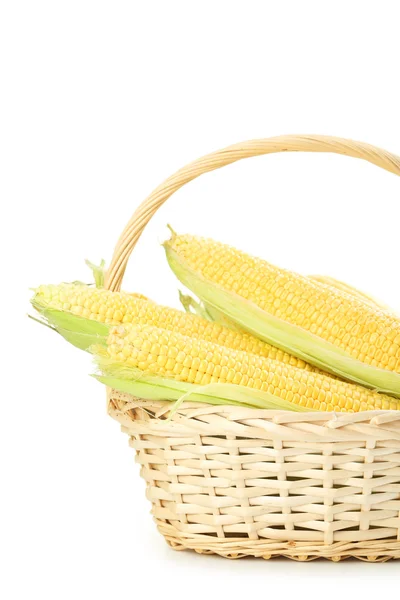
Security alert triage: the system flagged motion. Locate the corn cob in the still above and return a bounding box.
[164,232,400,396]
[32,283,318,370]
[102,323,400,412]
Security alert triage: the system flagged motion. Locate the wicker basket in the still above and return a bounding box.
[104,135,400,562]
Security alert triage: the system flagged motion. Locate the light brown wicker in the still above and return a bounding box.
[105,135,400,561]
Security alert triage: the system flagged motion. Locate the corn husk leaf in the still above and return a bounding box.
[30,301,109,350]
[85,259,106,288]
[165,244,400,397]
[179,290,243,331]
[178,291,213,320]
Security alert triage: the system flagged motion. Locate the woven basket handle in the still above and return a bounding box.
[105,134,400,291]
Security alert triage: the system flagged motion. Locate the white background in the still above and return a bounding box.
[2,1,400,598]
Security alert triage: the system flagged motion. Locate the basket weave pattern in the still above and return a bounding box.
[108,390,400,561]
[105,135,400,560]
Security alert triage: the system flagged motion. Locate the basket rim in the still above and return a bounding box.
[107,389,400,433]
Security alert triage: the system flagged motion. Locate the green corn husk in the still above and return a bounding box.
[30,259,107,349]
[164,242,400,398]
[30,303,108,350]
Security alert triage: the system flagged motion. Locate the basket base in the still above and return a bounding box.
[159,523,400,562]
